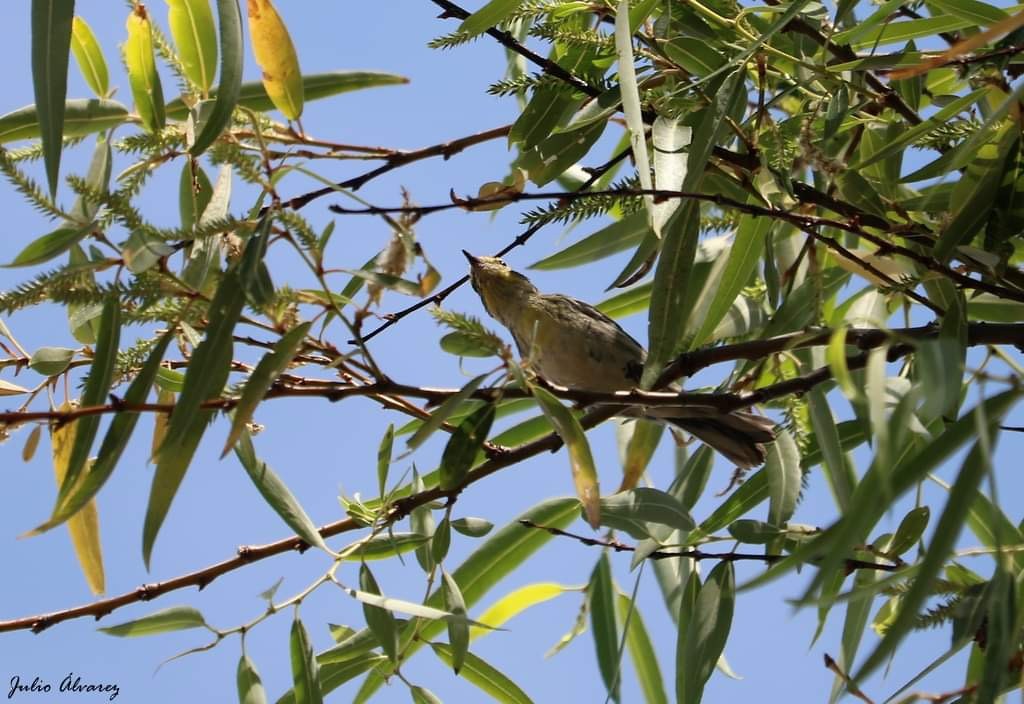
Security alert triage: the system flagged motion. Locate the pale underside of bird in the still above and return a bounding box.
[463,251,775,468]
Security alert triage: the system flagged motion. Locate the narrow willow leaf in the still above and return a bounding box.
[36,331,173,533]
[237,654,268,704]
[99,606,207,636]
[854,440,994,681]
[430,644,534,704]
[619,419,664,491]
[48,403,105,595]
[124,5,166,133]
[807,388,854,510]
[643,201,701,385]
[690,468,769,540]
[614,0,656,234]
[670,445,713,511]
[29,346,75,377]
[167,71,407,119]
[530,385,600,528]
[59,297,119,504]
[589,554,620,702]
[470,583,573,641]
[406,374,489,451]
[179,159,214,230]
[357,564,398,663]
[442,569,470,674]
[167,0,218,93]
[376,424,393,498]
[247,0,303,119]
[222,322,311,456]
[678,561,735,704]
[458,0,520,37]
[616,593,668,704]
[827,327,859,402]
[144,265,245,567]
[440,404,495,490]
[651,115,691,235]
[674,571,701,702]
[22,426,42,462]
[290,616,323,704]
[410,686,443,704]
[0,98,127,144]
[70,16,108,97]
[829,569,875,704]
[235,430,328,552]
[976,565,1015,702]
[598,488,695,540]
[688,214,769,348]
[339,532,428,562]
[32,0,75,195]
[7,223,93,268]
[766,429,800,529]
[431,516,452,565]
[190,0,243,155]
[529,212,648,271]
[885,506,930,556]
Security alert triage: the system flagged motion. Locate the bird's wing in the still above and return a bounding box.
[543,293,646,355]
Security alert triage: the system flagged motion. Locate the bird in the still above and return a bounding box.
[462,250,775,467]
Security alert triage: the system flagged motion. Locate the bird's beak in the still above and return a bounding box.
[462,250,481,267]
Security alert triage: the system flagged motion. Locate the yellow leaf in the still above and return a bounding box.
[247,0,303,120]
[51,402,105,595]
[0,379,31,396]
[22,425,41,462]
[123,5,166,132]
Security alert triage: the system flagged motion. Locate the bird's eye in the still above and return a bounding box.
[496,258,506,266]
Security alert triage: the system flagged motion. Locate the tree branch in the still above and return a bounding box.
[518,521,903,572]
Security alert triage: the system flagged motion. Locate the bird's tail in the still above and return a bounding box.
[665,410,776,468]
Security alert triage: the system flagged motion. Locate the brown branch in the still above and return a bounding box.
[4,323,1019,427]
[282,124,513,211]
[7,320,1021,632]
[519,521,902,572]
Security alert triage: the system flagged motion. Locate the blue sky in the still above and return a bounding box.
[0,2,1021,703]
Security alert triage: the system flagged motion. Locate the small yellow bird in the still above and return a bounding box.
[463,251,774,467]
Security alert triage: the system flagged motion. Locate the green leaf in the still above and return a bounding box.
[190,0,243,156]
[662,37,726,76]
[440,332,498,358]
[32,0,75,195]
[530,385,600,528]
[277,655,386,704]
[440,404,495,490]
[167,0,218,93]
[452,517,493,538]
[519,120,605,186]
[854,440,995,681]
[234,430,329,553]
[339,532,428,561]
[616,593,668,704]
[442,569,470,674]
[430,645,534,704]
[689,468,769,541]
[677,561,735,704]
[407,374,490,451]
[885,506,930,556]
[376,424,394,498]
[169,71,408,121]
[597,488,695,540]
[58,297,119,503]
[237,654,268,704]
[7,223,93,268]
[530,212,649,271]
[144,265,245,568]
[29,346,75,376]
[123,5,166,133]
[458,0,521,37]
[222,322,311,456]
[807,389,855,510]
[619,419,664,491]
[70,16,108,97]
[179,159,214,231]
[589,554,620,702]
[35,331,173,533]
[290,616,323,704]
[615,0,656,234]
[687,213,769,348]
[0,98,128,144]
[926,0,1008,25]
[643,201,701,385]
[431,516,452,565]
[410,686,443,704]
[358,564,398,663]
[766,429,800,529]
[99,606,207,636]
[669,445,713,511]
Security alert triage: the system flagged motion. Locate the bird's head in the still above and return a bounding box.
[463,250,537,324]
